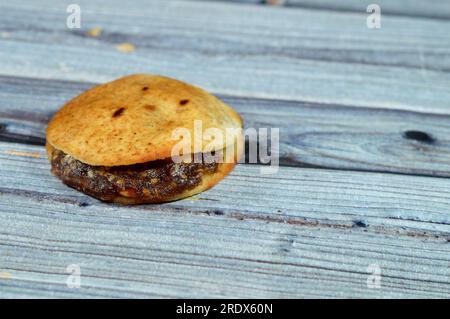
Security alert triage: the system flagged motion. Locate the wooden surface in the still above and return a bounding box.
[2,0,450,113]
[0,0,449,298]
[191,0,450,20]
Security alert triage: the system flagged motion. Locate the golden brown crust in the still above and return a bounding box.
[46,74,243,166]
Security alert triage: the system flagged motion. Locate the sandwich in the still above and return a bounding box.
[45,74,243,204]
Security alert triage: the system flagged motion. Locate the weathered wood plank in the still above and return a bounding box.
[1,0,450,113]
[0,142,449,298]
[280,0,450,20]
[1,190,449,298]
[0,142,449,238]
[186,0,450,20]
[2,76,450,177]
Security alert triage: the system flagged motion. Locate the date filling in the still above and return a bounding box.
[50,148,218,203]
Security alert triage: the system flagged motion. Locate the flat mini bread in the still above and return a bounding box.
[45,74,243,204]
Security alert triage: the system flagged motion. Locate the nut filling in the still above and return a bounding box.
[50,148,219,203]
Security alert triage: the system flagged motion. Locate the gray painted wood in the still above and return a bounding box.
[185,0,450,20]
[2,76,450,177]
[1,0,450,113]
[1,0,450,299]
[2,142,450,236]
[283,0,450,20]
[0,142,449,298]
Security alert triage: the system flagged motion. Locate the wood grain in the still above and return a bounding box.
[187,0,450,20]
[278,0,450,20]
[1,141,449,238]
[1,0,450,113]
[2,76,450,177]
[1,0,450,299]
[0,142,449,298]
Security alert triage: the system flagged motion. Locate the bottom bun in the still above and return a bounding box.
[46,143,236,204]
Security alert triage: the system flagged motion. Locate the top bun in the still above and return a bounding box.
[46,74,243,166]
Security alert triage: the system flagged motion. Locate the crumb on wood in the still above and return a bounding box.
[0,272,12,280]
[86,27,102,37]
[115,43,136,53]
[266,0,284,5]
